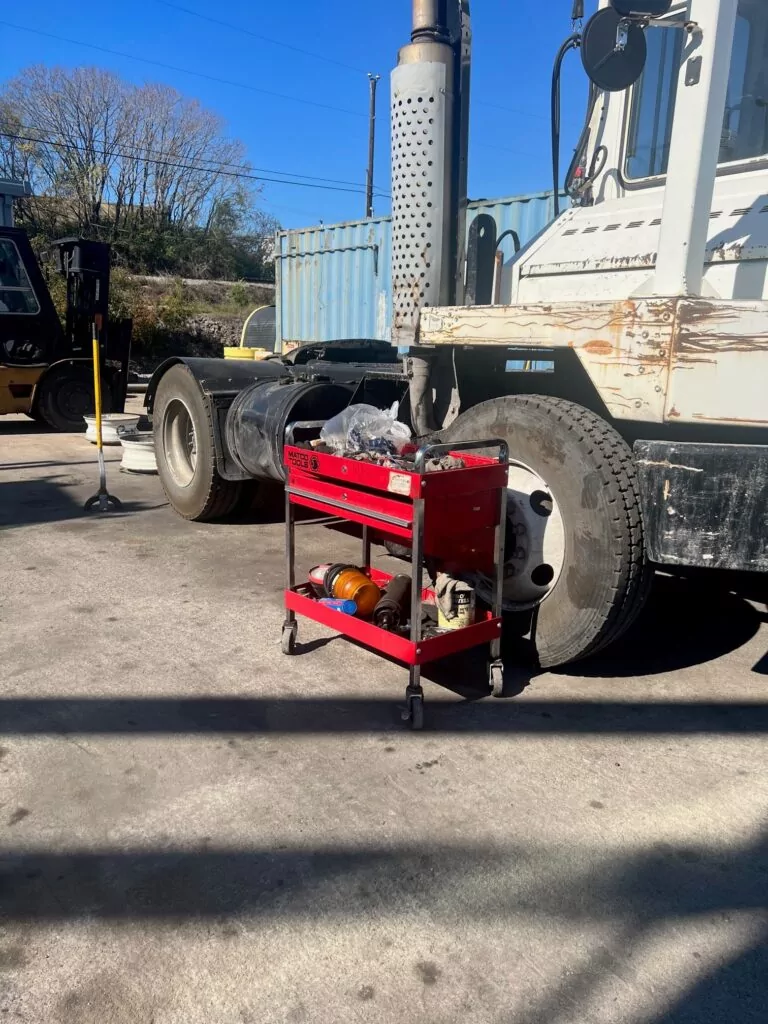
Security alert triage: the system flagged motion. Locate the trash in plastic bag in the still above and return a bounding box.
[320,402,412,456]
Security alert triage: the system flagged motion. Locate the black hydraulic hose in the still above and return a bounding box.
[551,33,581,217]
[564,80,599,200]
[495,228,521,254]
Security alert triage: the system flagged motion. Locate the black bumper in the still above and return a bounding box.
[634,440,768,572]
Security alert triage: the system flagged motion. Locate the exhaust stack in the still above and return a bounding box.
[390,1,470,348]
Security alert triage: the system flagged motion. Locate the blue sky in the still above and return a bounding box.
[0,0,592,229]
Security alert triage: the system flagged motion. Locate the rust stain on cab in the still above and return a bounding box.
[583,339,614,355]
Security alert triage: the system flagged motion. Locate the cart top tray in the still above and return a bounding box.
[284,439,509,502]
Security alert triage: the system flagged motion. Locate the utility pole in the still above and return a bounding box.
[366,73,380,218]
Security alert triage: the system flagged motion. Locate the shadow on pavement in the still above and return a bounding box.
[0,833,765,1021]
[0,460,103,471]
[0,476,89,528]
[2,695,768,735]
[0,419,51,436]
[561,571,764,680]
[427,568,766,696]
[0,477,160,529]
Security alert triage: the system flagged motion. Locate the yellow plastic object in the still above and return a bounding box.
[224,347,255,360]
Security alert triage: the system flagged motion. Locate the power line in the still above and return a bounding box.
[154,0,369,75]
[6,120,390,195]
[475,100,548,122]
[474,141,541,160]
[1,129,390,197]
[0,20,366,119]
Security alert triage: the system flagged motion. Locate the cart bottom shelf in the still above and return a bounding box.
[284,569,501,666]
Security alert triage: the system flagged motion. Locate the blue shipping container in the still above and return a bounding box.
[275,191,560,350]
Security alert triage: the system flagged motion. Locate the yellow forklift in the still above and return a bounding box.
[0,227,130,430]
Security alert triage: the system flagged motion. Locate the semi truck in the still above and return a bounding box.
[147,0,768,669]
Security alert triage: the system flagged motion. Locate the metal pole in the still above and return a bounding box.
[366,73,380,219]
[412,0,447,40]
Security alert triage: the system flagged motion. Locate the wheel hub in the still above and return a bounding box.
[163,399,198,488]
[57,378,91,420]
[477,460,565,611]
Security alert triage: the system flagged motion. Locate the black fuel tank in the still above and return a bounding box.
[225,378,353,481]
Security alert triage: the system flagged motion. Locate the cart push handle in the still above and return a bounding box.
[412,438,509,472]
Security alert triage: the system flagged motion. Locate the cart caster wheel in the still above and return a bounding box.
[281,621,297,655]
[402,693,424,730]
[489,662,505,699]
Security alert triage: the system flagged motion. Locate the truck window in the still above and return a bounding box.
[625,0,768,180]
[0,238,40,315]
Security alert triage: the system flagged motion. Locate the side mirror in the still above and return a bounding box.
[581,7,648,92]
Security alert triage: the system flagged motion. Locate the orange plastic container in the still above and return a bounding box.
[327,566,381,618]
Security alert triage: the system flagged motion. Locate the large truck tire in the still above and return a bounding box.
[440,395,650,667]
[153,363,244,521]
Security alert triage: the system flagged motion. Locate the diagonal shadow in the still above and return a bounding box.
[500,830,768,1024]
[650,928,768,1024]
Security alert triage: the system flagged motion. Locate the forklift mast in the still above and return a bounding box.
[52,238,111,358]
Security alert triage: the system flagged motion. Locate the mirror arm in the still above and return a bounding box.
[645,15,700,34]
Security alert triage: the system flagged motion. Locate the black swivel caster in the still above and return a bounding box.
[489,660,505,698]
[402,683,425,730]
[281,620,298,655]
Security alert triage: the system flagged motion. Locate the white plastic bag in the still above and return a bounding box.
[320,402,411,455]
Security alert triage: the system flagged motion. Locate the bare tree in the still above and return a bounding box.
[0,65,256,246]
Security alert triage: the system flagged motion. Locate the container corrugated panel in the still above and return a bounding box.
[276,216,391,348]
[275,190,563,349]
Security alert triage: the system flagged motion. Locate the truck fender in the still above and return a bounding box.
[145,356,290,414]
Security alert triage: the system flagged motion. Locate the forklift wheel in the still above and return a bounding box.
[37,365,97,431]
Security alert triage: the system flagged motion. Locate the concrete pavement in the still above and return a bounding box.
[1,406,767,1023]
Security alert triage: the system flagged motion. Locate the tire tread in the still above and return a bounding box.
[446,394,650,665]
[154,364,242,521]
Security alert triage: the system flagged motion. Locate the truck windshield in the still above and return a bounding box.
[626,0,768,179]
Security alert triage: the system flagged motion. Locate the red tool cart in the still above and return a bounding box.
[281,438,509,728]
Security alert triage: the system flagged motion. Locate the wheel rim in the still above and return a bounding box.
[55,378,92,423]
[163,399,198,488]
[477,459,566,612]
